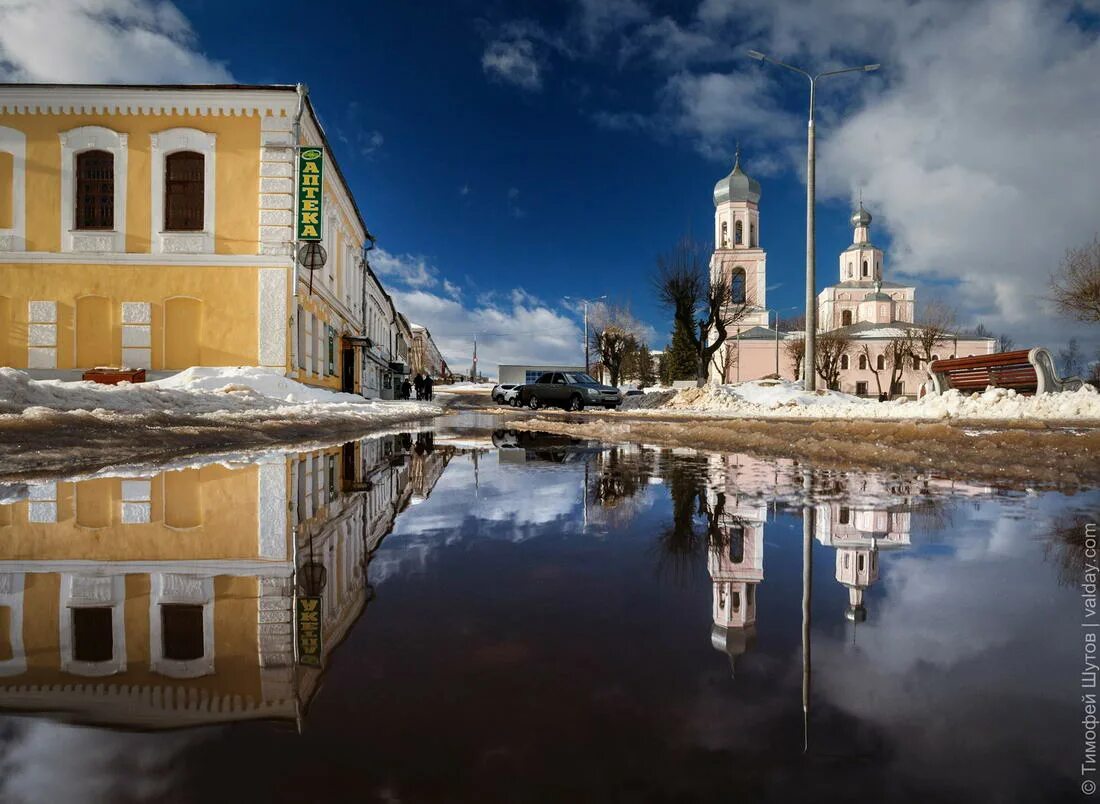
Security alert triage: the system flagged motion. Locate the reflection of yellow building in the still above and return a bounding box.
[0,433,452,729]
[0,84,401,396]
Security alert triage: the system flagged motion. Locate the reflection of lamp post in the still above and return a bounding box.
[564,295,607,374]
[801,469,814,754]
[748,51,880,392]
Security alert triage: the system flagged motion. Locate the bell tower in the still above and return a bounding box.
[839,199,884,284]
[710,147,768,329]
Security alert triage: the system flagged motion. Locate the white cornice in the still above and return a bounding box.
[0,87,297,118]
[0,251,291,266]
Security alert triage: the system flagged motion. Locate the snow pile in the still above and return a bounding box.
[0,366,440,420]
[617,377,1100,422]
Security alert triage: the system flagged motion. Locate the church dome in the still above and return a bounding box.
[714,153,761,207]
[851,202,872,227]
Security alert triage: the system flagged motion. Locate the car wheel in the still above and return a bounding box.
[568,394,584,412]
[528,396,541,410]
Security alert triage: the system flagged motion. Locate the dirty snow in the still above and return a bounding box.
[618,378,1100,422]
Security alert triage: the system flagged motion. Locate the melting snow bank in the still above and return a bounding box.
[0,367,442,479]
[620,379,1100,422]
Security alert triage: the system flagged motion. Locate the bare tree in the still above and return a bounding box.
[862,337,913,400]
[814,329,852,390]
[589,304,645,387]
[860,343,884,399]
[1059,338,1084,377]
[654,237,754,387]
[1051,236,1100,323]
[997,332,1015,352]
[911,300,957,366]
[784,336,805,380]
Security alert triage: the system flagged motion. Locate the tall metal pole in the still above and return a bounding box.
[802,470,814,754]
[774,312,780,376]
[583,301,590,374]
[804,80,817,392]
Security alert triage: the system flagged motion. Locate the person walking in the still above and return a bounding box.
[413,373,424,401]
[424,374,434,402]
[401,377,411,400]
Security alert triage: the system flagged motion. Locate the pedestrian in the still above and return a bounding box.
[401,377,412,400]
[413,373,424,401]
[424,374,434,401]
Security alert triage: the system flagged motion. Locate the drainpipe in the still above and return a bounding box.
[290,83,308,372]
[362,237,376,397]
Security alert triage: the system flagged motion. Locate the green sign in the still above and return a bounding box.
[297,147,324,241]
[297,595,323,666]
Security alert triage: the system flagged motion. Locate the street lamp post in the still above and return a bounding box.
[564,295,607,374]
[748,51,879,391]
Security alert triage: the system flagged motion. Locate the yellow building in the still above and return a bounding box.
[0,435,454,729]
[0,84,401,395]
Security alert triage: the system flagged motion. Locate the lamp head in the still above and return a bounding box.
[747,50,766,61]
[864,63,881,72]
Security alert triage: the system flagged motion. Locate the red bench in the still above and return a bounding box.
[926,348,1084,396]
[81,368,146,385]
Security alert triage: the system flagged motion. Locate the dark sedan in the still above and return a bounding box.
[517,371,622,411]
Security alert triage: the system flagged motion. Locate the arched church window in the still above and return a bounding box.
[732,591,741,613]
[841,309,852,326]
[735,220,743,245]
[750,223,757,247]
[876,354,885,371]
[858,554,865,572]
[858,354,867,370]
[720,221,728,248]
[730,268,746,304]
[848,262,853,278]
[862,259,869,277]
[912,356,921,370]
[840,354,849,370]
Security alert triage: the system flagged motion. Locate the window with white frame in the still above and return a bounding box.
[150,128,216,254]
[60,126,128,253]
[149,573,214,678]
[60,574,126,676]
[0,126,27,252]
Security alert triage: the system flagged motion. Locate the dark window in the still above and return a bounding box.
[839,506,851,524]
[862,260,869,276]
[856,381,868,396]
[734,220,743,244]
[876,354,885,371]
[730,268,746,304]
[841,310,853,326]
[720,221,728,247]
[72,607,113,662]
[536,373,553,384]
[858,354,867,370]
[161,604,204,661]
[75,150,114,230]
[750,223,757,247]
[840,354,849,370]
[164,151,204,231]
[552,373,567,384]
[728,525,745,564]
[912,356,921,370]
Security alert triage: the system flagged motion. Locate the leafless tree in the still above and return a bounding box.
[654,236,754,387]
[910,300,957,366]
[784,336,805,379]
[814,329,852,390]
[589,303,645,387]
[997,332,1015,352]
[861,336,913,400]
[1051,236,1100,323]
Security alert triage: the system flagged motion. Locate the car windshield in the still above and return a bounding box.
[563,373,599,385]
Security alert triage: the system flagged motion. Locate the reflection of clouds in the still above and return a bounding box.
[814,497,1083,795]
[0,719,203,802]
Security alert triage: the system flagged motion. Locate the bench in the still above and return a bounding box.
[81,368,146,385]
[925,348,1084,396]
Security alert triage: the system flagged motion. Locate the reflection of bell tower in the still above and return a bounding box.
[707,486,765,677]
[816,495,912,621]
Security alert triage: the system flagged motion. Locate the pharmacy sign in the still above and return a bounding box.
[297,147,324,241]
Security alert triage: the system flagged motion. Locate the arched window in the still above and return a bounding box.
[862,259,869,277]
[858,353,867,370]
[876,354,885,371]
[841,309,853,326]
[839,506,850,524]
[164,151,204,231]
[732,591,741,612]
[728,525,744,564]
[840,354,849,370]
[75,150,114,230]
[730,268,746,304]
[912,355,921,370]
[735,220,743,245]
[858,554,865,572]
[750,222,757,247]
[720,220,728,248]
[848,262,853,278]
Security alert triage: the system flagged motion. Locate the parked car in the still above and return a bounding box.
[503,386,522,406]
[517,372,623,411]
[491,383,517,404]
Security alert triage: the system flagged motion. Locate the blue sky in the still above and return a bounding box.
[2,0,1098,374]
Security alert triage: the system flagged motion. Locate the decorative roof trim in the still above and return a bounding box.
[0,85,297,117]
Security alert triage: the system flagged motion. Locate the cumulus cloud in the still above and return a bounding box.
[482,37,542,90]
[0,0,232,82]
[372,251,584,376]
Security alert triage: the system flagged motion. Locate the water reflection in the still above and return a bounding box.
[0,432,454,730]
[0,425,1094,800]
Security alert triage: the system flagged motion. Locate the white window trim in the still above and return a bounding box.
[150,127,216,255]
[0,573,27,677]
[0,126,26,252]
[59,574,126,676]
[59,126,127,254]
[149,573,215,678]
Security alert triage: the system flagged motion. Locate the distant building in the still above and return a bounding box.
[705,154,994,393]
[498,364,586,386]
[409,323,446,379]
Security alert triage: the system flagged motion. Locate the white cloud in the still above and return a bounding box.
[482,37,542,91]
[0,0,232,82]
[371,251,584,376]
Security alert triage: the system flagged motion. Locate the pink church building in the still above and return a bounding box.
[707,156,994,395]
